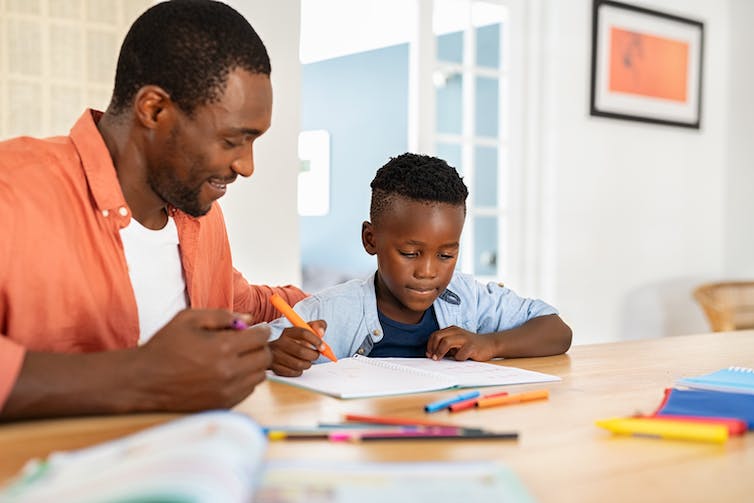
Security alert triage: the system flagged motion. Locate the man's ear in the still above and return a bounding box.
[361,221,377,256]
[133,85,173,129]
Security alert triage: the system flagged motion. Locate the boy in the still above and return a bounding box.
[268,153,571,377]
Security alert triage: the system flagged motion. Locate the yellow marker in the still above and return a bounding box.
[266,430,330,440]
[595,417,729,444]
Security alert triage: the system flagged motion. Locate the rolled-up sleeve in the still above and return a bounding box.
[232,268,308,324]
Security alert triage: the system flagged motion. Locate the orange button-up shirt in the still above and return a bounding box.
[0,110,306,409]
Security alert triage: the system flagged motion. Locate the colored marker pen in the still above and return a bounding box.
[424,390,481,413]
[230,318,249,330]
[270,293,338,362]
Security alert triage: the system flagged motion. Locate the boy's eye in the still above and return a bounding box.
[439,254,456,260]
[399,251,418,258]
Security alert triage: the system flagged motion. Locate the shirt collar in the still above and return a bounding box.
[69,109,130,218]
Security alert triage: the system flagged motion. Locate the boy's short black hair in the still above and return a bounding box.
[370,153,468,223]
[109,0,270,116]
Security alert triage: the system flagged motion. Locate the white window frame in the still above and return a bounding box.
[409,0,543,293]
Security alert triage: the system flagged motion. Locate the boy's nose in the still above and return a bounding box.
[415,257,437,279]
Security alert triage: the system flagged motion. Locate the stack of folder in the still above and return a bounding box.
[597,366,754,443]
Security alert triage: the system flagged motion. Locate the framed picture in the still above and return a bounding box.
[590,0,704,129]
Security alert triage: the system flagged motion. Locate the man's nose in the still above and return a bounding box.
[231,144,255,177]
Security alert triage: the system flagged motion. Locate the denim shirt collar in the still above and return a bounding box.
[355,272,463,356]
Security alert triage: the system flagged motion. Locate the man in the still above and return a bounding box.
[0,0,308,419]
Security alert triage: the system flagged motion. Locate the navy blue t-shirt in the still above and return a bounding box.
[370,305,440,357]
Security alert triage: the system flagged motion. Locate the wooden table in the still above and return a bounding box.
[2,331,754,502]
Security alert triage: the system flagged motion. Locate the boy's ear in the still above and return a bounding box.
[361,221,377,255]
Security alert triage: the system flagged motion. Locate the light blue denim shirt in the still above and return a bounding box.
[266,271,558,364]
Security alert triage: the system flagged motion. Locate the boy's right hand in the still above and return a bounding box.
[269,320,327,377]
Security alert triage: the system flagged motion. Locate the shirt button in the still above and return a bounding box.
[372,329,380,335]
[118,207,128,217]
[358,348,365,355]
[102,209,109,217]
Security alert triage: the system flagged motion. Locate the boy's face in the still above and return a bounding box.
[362,196,465,324]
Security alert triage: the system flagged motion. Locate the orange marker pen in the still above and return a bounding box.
[449,390,509,412]
[270,293,338,362]
[476,389,549,409]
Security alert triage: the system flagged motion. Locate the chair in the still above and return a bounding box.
[693,281,754,332]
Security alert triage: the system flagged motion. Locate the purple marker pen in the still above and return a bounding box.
[230,318,249,330]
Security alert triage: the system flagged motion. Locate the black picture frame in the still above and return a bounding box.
[589,0,704,129]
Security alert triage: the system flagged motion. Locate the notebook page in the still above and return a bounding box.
[378,358,561,387]
[267,356,456,398]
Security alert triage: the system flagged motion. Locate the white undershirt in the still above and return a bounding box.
[120,215,188,345]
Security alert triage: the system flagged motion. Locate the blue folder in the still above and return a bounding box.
[657,388,754,429]
[677,367,754,395]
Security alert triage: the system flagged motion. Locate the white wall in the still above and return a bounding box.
[725,0,754,278]
[219,0,303,286]
[221,0,753,344]
[538,0,731,344]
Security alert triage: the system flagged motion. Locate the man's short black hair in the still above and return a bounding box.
[109,0,270,116]
[370,153,468,223]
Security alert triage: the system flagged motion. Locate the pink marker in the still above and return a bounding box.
[230,318,249,330]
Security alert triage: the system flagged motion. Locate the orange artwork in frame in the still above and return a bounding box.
[590,0,703,128]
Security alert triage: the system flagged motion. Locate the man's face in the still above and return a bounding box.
[363,197,465,324]
[147,69,272,217]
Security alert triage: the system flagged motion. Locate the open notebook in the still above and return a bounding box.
[266,355,560,399]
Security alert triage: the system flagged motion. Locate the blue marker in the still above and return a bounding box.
[424,390,481,413]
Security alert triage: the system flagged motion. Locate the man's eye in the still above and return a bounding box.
[224,139,240,148]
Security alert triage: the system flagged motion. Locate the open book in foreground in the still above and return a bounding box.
[255,459,535,503]
[0,411,264,503]
[267,354,560,399]
[0,411,535,503]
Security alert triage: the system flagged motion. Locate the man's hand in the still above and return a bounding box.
[269,320,327,377]
[133,309,272,411]
[426,326,498,361]
[1,308,272,420]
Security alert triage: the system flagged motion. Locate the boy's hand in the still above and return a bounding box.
[269,320,327,377]
[426,326,498,361]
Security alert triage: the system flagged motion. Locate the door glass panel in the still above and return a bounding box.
[473,215,497,277]
[437,31,463,64]
[435,142,463,174]
[475,76,498,137]
[436,71,463,135]
[474,145,497,207]
[476,23,500,68]
[434,0,466,64]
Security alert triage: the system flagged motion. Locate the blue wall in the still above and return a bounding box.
[300,44,409,280]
